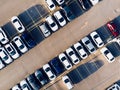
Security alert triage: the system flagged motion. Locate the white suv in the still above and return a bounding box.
[20,79,32,90]
[0,59,5,70]
[59,53,72,70]
[45,0,56,11]
[89,0,99,6]
[12,85,21,90]
[107,83,120,90]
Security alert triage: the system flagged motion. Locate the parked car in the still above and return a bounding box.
[58,53,72,70]
[78,0,91,10]
[53,10,67,27]
[12,36,28,53]
[81,36,96,53]
[73,42,88,59]
[100,47,115,63]
[66,47,80,65]
[107,83,120,90]
[45,0,56,11]
[35,69,49,86]
[62,75,74,90]
[49,57,65,75]
[21,32,36,48]
[0,47,13,64]
[89,0,99,6]
[11,85,21,90]
[45,15,58,32]
[27,74,41,90]
[56,0,64,5]
[20,79,32,90]
[106,22,119,37]
[61,4,76,21]
[90,31,104,48]
[11,16,25,33]
[0,58,5,70]
[5,43,20,59]
[43,64,56,81]
[39,22,51,37]
[0,27,9,44]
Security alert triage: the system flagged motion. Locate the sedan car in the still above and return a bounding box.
[11,85,21,90]
[53,10,67,27]
[11,16,25,33]
[100,47,115,63]
[62,75,74,90]
[74,42,88,59]
[89,0,99,6]
[20,79,32,90]
[81,36,96,53]
[5,43,20,59]
[106,22,119,37]
[12,36,28,53]
[90,31,104,48]
[45,0,56,11]
[45,15,58,32]
[56,0,64,5]
[78,0,91,10]
[0,27,9,44]
[66,47,80,65]
[107,83,120,90]
[43,64,56,81]
[0,47,13,64]
[0,59,5,70]
[58,53,72,70]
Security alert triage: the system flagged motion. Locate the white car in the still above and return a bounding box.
[0,59,5,70]
[56,0,64,5]
[81,37,96,53]
[20,79,32,90]
[89,0,99,5]
[53,11,66,27]
[11,16,25,33]
[66,48,80,65]
[74,42,88,59]
[43,64,56,81]
[0,47,13,64]
[12,85,21,90]
[100,47,115,63]
[62,75,74,90]
[12,36,28,53]
[0,27,9,44]
[58,53,72,70]
[5,43,20,59]
[90,31,104,48]
[107,83,120,90]
[45,15,58,32]
[39,23,51,37]
[45,0,56,11]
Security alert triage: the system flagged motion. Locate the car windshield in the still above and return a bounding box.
[94,35,99,39]
[10,51,16,56]
[69,51,74,56]
[65,79,69,83]
[74,59,78,63]
[61,57,66,61]
[51,23,55,27]
[104,50,109,55]
[59,18,64,22]
[1,38,5,42]
[3,51,9,60]
[50,75,54,79]
[50,5,54,8]
[77,46,82,50]
[18,27,22,30]
[13,19,17,23]
[91,48,95,52]
[45,67,50,72]
[85,40,90,44]
[19,45,24,49]
[67,65,71,68]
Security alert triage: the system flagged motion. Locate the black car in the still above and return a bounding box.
[78,0,91,10]
[21,31,37,48]
[49,57,65,76]
[27,74,41,90]
[34,69,49,86]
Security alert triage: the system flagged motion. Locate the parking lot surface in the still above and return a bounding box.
[0,0,120,90]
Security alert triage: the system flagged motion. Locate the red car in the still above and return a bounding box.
[106,22,119,37]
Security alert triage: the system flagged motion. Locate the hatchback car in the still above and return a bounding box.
[45,15,58,32]
[0,47,13,64]
[39,23,51,37]
[107,83,120,90]
[58,53,72,70]
[49,57,65,75]
[11,16,25,33]
[90,31,104,48]
[74,42,88,59]
[78,0,91,10]
[66,47,80,65]
[62,75,74,90]
[0,27,9,44]
[12,85,21,90]
[45,0,56,11]
[89,0,99,6]
[21,32,36,48]
[12,36,28,53]
[56,0,64,5]
[81,36,96,53]
[61,4,76,21]
[35,69,49,86]
[106,22,119,37]
[43,64,56,81]
[0,59,5,70]
[100,47,115,63]
[53,10,67,27]
[27,74,41,90]
[20,79,32,90]
[5,43,20,59]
